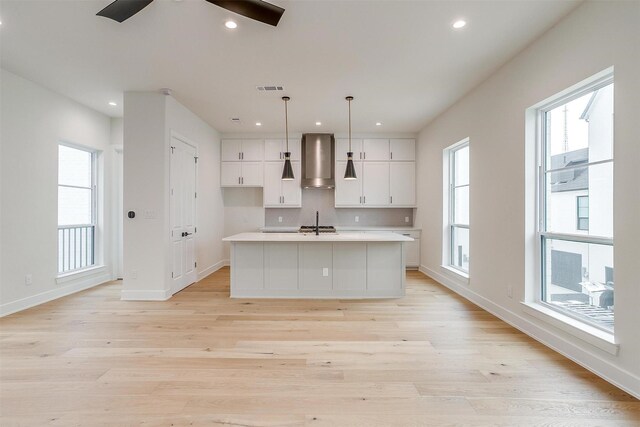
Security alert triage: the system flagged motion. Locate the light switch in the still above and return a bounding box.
[355,216,359,223]
[322,268,329,277]
[278,216,283,223]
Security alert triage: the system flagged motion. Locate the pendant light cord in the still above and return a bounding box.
[348,98,351,152]
[284,97,289,152]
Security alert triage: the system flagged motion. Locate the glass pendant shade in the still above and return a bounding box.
[344,152,357,180]
[282,152,294,180]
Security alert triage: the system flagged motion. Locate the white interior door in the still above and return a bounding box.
[170,136,198,294]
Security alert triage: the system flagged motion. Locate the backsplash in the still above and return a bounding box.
[265,189,414,227]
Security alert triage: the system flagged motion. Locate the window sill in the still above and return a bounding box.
[56,265,107,285]
[521,302,618,356]
[440,265,469,284]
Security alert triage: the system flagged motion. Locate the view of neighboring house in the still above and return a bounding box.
[544,84,614,329]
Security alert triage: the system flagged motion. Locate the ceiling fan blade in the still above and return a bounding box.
[97,0,155,23]
[206,0,284,27]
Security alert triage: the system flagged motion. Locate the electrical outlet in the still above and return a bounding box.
[278,216,283,223]
[405,216,410,223]
[25,274,33,286]
[507,285,513,298]
[355,216,359,223]
[131,270,138,279]
[322,268,329,277]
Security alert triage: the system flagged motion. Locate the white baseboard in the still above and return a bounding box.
[0,271,113,317]
[197,259,227,281]
[120,289,171,301]
[419,265,640,400]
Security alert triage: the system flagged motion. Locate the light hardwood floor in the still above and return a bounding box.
[1,268,638,426]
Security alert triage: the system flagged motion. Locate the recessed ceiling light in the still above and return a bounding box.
[375,122,382,126]
[108,101,117,106]
[315,122,322,126]
[225,20,237,29]
[256,122,262,126]
[453,20,466,29]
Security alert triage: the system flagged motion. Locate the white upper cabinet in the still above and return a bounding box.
[390,139,416,161]
[264,139,301,162]
[221,162,263,187]
[264,161,301,207]
[335,161,363,206]
[336,138,363,161]
[390,162,416,206]
[221,139,264,161]
[362,162,390,206]
[363,139,390,161]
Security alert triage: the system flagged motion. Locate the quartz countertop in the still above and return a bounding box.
[260,226,420,233]
[223,232,413,242]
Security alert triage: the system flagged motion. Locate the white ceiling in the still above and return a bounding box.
[0,0,580,134]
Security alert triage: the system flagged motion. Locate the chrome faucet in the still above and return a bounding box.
[315,211,319,236]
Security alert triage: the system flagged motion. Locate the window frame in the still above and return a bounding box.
[576,195,589,231]
[535,72,614,333]
[446,138,470,275]
[57,142,98,274]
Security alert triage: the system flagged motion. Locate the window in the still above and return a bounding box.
[58,144,97,273]
[537,73,614,331]
[446,139,469,274]
[577,196,589,231]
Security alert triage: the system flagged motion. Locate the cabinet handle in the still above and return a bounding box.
[359,152,362,160]
[238,152,241,160]
[390,196,393,204]
[238,176,241,185]
[390,152,393,160]
[241,152,244,160]
[363,152,366,160]
[363,196,366,204]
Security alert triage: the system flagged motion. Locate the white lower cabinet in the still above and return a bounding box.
[229,241,406,298]
[263,162,301,207]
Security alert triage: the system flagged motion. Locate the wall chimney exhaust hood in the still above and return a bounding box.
[301,133,335,189]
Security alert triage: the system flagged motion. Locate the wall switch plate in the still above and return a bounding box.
[25,274,33,286]
[131,270,138,279]
[278,216,283,223]
[355,216,359,223]
[322,268,329,277]
[405,216,410,223]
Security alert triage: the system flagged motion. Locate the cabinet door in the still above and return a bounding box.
[362,162,390,206]
[221,162,241,186]
[336,138,363,161]
[404,238,420,267]
[263,162,282,206]
[287,138,301,162]
[335,161,363,206]
[242,139,264,161]
[363,139,389,161]
[281,162,301,207]
[390,139,415,161]
[264,139,284,161]
[221,140,242,161]
[390,162,416,206]
[241,162,264,187]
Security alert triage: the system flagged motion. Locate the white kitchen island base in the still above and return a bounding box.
[223,233,413,298]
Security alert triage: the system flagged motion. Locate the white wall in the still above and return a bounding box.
[415,1,639,397]
[122,92,225,300]
[0,69,114,315]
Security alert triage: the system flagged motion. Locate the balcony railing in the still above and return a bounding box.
[58,225,95,273]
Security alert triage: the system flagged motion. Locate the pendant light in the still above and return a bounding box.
[281,96,294,180]
[344,96,357,180]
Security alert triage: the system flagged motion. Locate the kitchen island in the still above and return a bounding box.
[222,232,413,298]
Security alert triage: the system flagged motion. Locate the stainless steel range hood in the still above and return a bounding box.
[301,133,335,189]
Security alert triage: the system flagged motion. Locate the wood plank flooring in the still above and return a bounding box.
[1,268,638,426]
